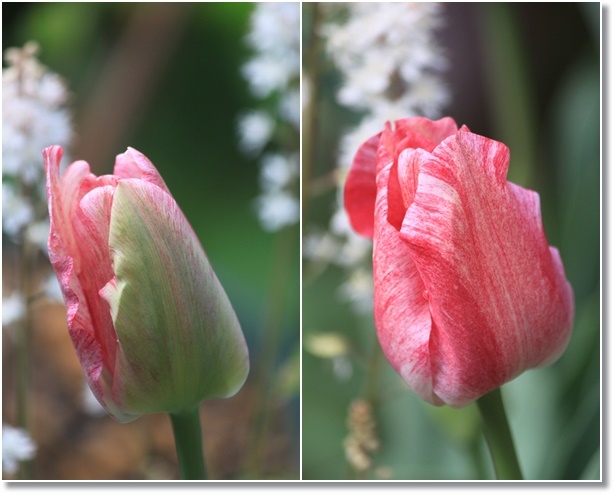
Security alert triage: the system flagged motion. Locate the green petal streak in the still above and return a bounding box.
[101,180,249,417]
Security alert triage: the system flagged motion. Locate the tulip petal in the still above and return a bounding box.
[344,134,381,238]
[399,131,574,406]
[76,186,118,373]
[344,118,459,239]
[382,118,458,231]
[394,116,459,147]
[373,163,442,406]
[386,148,424,231]
[100,179,249,416]
[44,146,132,420]
[45,146,91,266]
[113,147,170,194]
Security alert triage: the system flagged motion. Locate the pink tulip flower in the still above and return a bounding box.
[44,146,249,422]
[344,117,574,407]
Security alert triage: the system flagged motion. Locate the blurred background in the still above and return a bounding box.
[302,2,600,480]
[2,2,299,480]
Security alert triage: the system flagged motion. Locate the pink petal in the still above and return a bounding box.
[44,146,126,418]
[373,163,442,405]
[379,122,436,161]
[394,116,459,147]
[45,146,91,267]
[344,134,381,238]
[113,147,170,194]
[344,118,458,240]
[74,186,118,373]
[381,118,458,231]
[399,130,574,406]
[386,148,424,231]
[44,147,95,346]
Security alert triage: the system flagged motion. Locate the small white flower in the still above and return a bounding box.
[2,424,36,475]
[323,3,449,116]
[238,111,275,155]
[25,219,50,254]
[330,208,353,236]
[259,153,297,192]
[335,235,372,268]
[239,2,300,231]
[302,232,339,264]
[336,55,396,108]
[279,88,301,129]
[2,183,34,237]
[254,191,299,232]
[2,42,72,254]
[242,56,293,98]
[338,268,374,314]
[245,2,300,86]
[241,3,300,232]
[38,73,68,106]
[2,293,26,327]
[247,3,300,56]
[2,44,72,186]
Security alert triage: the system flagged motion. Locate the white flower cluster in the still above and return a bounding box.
[2,41,72,249]
[324,3,449,118]
[2,424,37,476]
[332,3,449,170]
[239,3,300,232]
[305,3,449,312]
[2,43,69,341]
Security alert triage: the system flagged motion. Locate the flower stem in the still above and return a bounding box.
[475,388,523,480]
[169,408,207,480]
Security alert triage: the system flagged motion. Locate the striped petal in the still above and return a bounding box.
[373,163,441,405]
[345,134,381,238]
[343,117,574,408]
[345,117,458,238]
[45,146,249,422]
[113,147,170,194]
[398,131,574,406]
[44,146,128,419]
[100,179,249,416]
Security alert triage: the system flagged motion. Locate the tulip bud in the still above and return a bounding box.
[44,146,249,422]
[344,117,574,407]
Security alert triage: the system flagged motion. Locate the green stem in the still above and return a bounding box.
[476,388,523,480]
[169,408,207,480]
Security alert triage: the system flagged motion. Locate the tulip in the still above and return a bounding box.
[44,146,249,423]
[344,117,574,408]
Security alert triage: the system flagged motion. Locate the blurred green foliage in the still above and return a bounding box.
[302,2,600,480]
